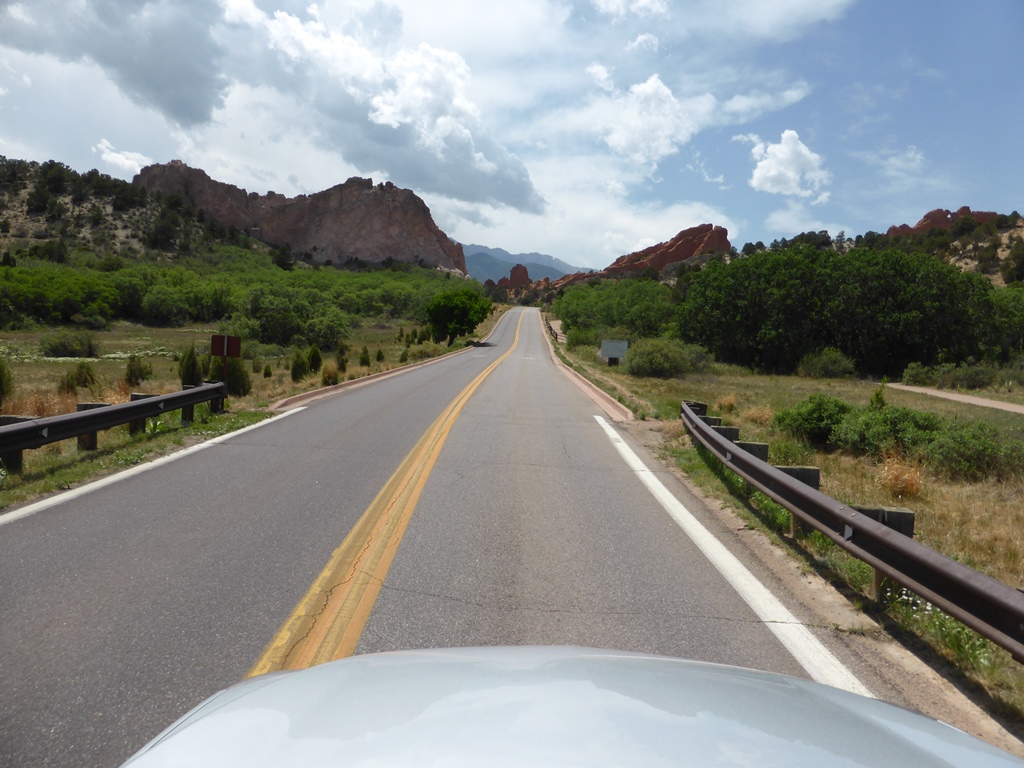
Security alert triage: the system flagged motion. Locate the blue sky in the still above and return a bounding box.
[0,0,1020,270]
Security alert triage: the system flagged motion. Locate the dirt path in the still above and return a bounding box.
[888,383,1024,414]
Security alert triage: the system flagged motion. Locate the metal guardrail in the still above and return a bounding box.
[0,382,227,457]
[681,400,1024,662]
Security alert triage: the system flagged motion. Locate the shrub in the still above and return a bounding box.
[320,362,340,386]
[263,364,272,379]
[0,357,13,406]
[399,349,408,363]
[208,356,252,396]
[375,348,384,362]
[359,346,371,367]
[307,344,322,373]
[337,354,347,373]
[566,327,598,349]
[124,353,153,386]
[58,362,97,394]
[40,330,100,358]
[923,422,1003,482]
[901,362,934,386]
[831,406,944,457]
[797,348,856,379]
[772,394,852,444]
[178,345,204,387]
[626,339,712,378]
[290,350,309,381]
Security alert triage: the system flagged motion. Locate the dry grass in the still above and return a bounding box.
[876,454,924,499]
[715,393,737,413]
[741,404,774,426]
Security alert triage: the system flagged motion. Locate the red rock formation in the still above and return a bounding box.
[886,206,999,237]
[604,224,731,275]
[543,223,731,292]
[508,264,531,291]
[133,160,466,274]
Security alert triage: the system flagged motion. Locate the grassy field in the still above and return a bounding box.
[0,307,509,509]
[553,327,1024,718]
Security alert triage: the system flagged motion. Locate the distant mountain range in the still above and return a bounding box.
[462,244,593,284]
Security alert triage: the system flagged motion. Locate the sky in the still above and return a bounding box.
[0,1,1021,271]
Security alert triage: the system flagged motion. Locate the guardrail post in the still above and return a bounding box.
[181,385,195,426]
[76,403,109,450]
[773,466,820,536]
[207,381,224,414]
[734,441,769,462]
[128,393,158,434]
[852,505,916,600]
[0,415,32,473]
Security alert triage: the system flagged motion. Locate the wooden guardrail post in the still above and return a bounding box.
[773,466,820,537]
[76,403,109,450]
[852,505,916,600]
[181,385,195,426]
[0,415,32,473]
[128,393,158,434]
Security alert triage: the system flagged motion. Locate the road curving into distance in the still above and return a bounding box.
[4,307,876,766]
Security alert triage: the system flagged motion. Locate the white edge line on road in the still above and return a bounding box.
[0,408,306,529]
[593,415,873,697]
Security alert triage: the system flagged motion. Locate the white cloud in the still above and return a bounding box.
[592,0,669,18]
[626,34,659,52]
[91,139,153,175]
[737,130,831,203]
[586,63,616,93]
[598,75,714,167]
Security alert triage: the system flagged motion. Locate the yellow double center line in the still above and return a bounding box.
[248,311,525,676]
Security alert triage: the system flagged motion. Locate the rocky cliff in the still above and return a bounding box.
[547,223,731,292]
[886,206,999,237]
[133,161,466,274]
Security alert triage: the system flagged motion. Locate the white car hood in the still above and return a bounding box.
[123,646,1023,767]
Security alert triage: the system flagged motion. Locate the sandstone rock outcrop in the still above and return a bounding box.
[508,264,531,291]
[546,223,731,292]
[886,206,999,237]
[133,161,466,274]
[604,224,731,275]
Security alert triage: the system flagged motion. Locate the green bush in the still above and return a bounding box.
[566,327,598,349]
[924,422,1003,482]
[124,353,153,387]
[208,356,252,396]
[797,348,856,379]
[58,361,97,394]
[40,330,100,358]
[179,345,204,386]
[901,361,935,386]
[359,346,371,367]
[0,357,13,406]
[399,349,408,363]
[263,364,272,378]
[831,406,944,457]
[290,350,309,381]
[773,394,853,444]
[625,339,712,378]
[307,344,322,373]
[375,348,384,362]
[934,362,997,391]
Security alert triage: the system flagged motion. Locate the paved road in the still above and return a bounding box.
[1,307,830,767]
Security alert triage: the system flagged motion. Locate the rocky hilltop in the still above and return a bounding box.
[133,161,466,273]
[545,223,732,292]
[886,206,999,237]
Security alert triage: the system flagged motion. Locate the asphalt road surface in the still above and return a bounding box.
[1,307,852,767]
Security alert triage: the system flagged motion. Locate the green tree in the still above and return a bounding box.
[425,285,492,346]
[179,344,204,386]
